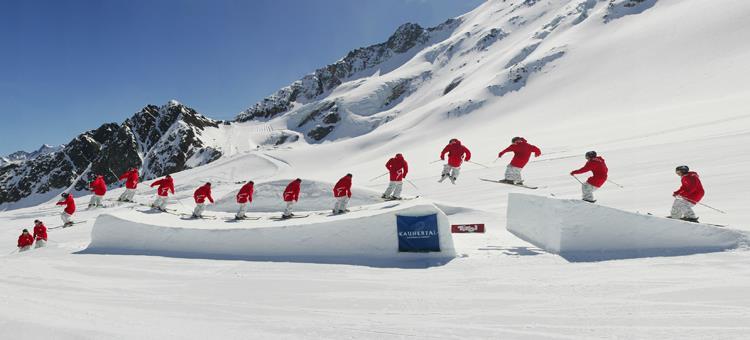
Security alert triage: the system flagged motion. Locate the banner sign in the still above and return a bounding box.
[396,214,440,252]
[451,223,485,233]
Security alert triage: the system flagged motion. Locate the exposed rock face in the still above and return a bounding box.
[0,101,221,205]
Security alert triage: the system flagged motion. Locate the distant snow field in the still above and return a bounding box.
[3,0,750,338]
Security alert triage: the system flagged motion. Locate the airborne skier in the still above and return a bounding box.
[382,153,408,200]
[570,151,608,203]
[192,182,214,218]
[150,174,175,212]
[333,174,353,214]
[235,181,255,220]
[439,139,471,184]
[56,192,76,226]
[117,167,139,202]
[670,165,704,222]
[282,178,302,219]
[88,175,107,208]
[497,137,541,185]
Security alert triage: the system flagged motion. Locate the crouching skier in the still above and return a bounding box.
[670,165,704,222]
[497,137,541,185]
[570,151,608,203]
[17,229,34,252]
[56,193,76,227]
[235,181,255,220]
[282,178,302,219]
[382,154,408,200]
[333,174,353,215]
[192,183,214,218]
[150,174,175,211]
[33,220,48,248]
[438,139,471,184]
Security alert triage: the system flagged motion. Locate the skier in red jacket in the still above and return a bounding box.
[670,165,705,222]
[17,229,34,252]
[192,183,214,218]
[235,181,255,220]
[498,137,541,185]
[282,178,302,218]
[150,175,175,211]
[570,151,608,203]
[439,139,471,184]
[333,174,353,215]
[56,192,76,226]
[117,167,140,202]
[33,220,48,248]
[88,175,107,208]
[382,154,408,200]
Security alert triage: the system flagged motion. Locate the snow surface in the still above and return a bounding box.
[3,0,750,338]
[507,193,747,261]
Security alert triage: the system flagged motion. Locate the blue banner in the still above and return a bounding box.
[396,214,440,252]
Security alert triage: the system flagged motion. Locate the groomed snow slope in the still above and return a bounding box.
[83,200,455,267]
[507,193,747,261]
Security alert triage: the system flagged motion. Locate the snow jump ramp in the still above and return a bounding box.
[82,200,456,268]
[507,193,747,262]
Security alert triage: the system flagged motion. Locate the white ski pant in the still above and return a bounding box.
[440,165,460,182]
[18,246,31,252]
[152,196,168,210]
[193,203,206,217]
[236,203,248,218]
[60,212,73,225]
[119,189,136,201]
[35,240,46,249]
[284,201,294,216]
[582,183,598,201]
[89,194,104,207]
[334,197,349,212]
[383,181,403,198]
[671,197,697,219]
[504,165,523,183]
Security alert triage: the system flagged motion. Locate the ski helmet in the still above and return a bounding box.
[34,219,41,224]
[22,229,29,233]
[449,138,458,144]
[676,165,689,173]
[61,193,69,198]
[585,151,597,159]
[205,182,211,187]
[512,136,523,143]
[346,173,352,177]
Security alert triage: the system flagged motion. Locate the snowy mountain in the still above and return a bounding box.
[2,144,64,164]
[0,101,222,205]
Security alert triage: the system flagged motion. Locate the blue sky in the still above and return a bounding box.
[0,0,484,155]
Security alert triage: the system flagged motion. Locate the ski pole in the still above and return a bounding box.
[429,159,443,164]
[468,160,490,169]
[607,179,625,188]
[571,174,583,185]
[493,157,500,163]
[405,179,419,190]
[369,172,389,182]
[697,202,727,214]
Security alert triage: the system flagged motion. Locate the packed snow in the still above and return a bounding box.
[3,0,750,338]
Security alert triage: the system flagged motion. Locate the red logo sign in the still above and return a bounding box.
[451,224,485,233]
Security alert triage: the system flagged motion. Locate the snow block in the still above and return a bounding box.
[83,202,455,268]
[506,193,747,262]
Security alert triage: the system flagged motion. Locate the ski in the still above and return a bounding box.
[480,178,539,190]
[269,214,310,221]
[225,216,262,222]
[180,214,218,220]
[382,195,420,201]
[50,221,88,230]
[646,213,726,227]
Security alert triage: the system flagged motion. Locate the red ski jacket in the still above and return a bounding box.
[34,224,48,241]
[386,155,408,181]
[571,156,608,188]
[193,185,214,204]
[333,176,352,198]
[283,180,301,202]
[498,138,541,168]
[90,176,107,196]
[119,169,139,189]
[236,183,254,204]
[440,141,471,167]
[56,195,76,215]
[674,171,705,204]
[18,233,34,248]
[151,177,175,197]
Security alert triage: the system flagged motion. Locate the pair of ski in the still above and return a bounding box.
[49,221,87,230]
[479,178,539,190]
